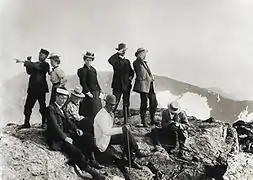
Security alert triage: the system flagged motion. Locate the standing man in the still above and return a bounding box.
[133,48,159,127]
[16,49,50,128]
[108,43,134,124]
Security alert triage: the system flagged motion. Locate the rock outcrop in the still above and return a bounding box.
[0,111,251,180]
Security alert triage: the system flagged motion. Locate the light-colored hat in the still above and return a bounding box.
[135,47,148,57]
[48,53,61,59]
[104,94,117,105]
[56,88,69,96]
[70,86,85,98]
[168,101,180,114]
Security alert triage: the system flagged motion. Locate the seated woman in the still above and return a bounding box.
[65,86,103,169]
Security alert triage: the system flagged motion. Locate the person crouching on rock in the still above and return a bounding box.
[65,86,103,169]
[93,94,148,179]
[151,101,189,154]
[46,88,105,180]
[48,53,67,105]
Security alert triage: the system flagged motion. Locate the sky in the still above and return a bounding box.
[1,0,253,100]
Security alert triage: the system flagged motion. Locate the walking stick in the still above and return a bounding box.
[124,105,131,172]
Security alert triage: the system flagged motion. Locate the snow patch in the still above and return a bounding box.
[237,106,253,122]
[157,91,212,120]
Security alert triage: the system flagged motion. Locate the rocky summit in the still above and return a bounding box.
[0,109,252,180]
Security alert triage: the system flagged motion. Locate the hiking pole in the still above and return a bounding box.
[124,105,131,172]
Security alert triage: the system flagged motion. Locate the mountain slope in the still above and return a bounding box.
[2,71,253,126]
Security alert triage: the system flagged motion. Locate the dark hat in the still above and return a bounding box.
[135,47,148,57]
[40,49,50,56]
[104,94,117,105]
[56,88,69,96]
[71,86,85,98]
[116,43,127,51]
[167,101,180,114]
[82,51,95,60]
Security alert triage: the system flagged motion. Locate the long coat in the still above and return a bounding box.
[24,61,49,94]
[77,64,102,118]
[133,59,154,93]
[108,53,134,91]
[77,64,101,93]
[46,103,78,150]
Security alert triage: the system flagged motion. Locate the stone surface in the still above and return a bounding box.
[0,114,252,180]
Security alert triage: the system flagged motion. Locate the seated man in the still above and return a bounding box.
[46,88,104,179]
[93,94,147,179]
[65,86,103,169]
[151,101,189,153]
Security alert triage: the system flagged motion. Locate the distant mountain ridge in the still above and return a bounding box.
[2,71,253,126]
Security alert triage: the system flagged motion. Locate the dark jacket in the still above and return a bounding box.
[108,53,134,91]
[161,109,189,128]
[133,59,154,93]
[46,103,78,150]
[24,61,49,94]
[77,64,101,94]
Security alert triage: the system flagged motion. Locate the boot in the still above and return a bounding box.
[141,114,148,127]
[85,165,105,180]
[89,152,104,169]
[150,118,159,126]
[20,115,31,128]
[41,116,47,129]
[123,105,128,125]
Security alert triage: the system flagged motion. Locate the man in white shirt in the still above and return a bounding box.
[94,95,147,170]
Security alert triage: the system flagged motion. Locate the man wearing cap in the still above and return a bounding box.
[108,43,134,124]
[17,49,50,128]
[46,88,105,179]
[133,48,159,127]
[93,94,147,172]
[48,53,67,104]
[78,51,102,120]
[151,101,189,153]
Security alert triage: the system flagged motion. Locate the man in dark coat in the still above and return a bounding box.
[46,88,104,179]
[77,51,102,120]
[18,49,50,128]
[108,43,134,124]
[133,48,159,127]
[151,101,189,154]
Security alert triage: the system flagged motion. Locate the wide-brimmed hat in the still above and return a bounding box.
[48,53,61,59]
[167,101,180,114]
[82,51,95,60]
[71,86,85,98]
[135,47,148,57]
[40,48,50,56]
[104,94,117,105]
[56,88,69,96]
[116,43,127,52]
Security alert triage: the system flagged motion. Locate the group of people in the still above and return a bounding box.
[16,44,190,179]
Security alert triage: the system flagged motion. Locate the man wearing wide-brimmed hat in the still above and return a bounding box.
[151,101,189,154]
[132,47,158,127]
[77,51,102,120]
[17,48,50,128]
[108,43,134,124]
[48,53,67,104]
